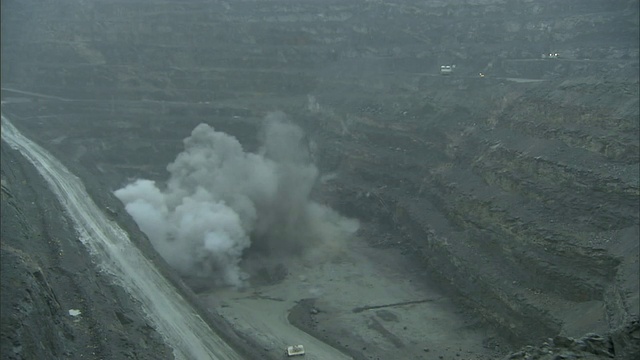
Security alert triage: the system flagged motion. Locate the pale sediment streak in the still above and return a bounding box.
[1,114,244,360]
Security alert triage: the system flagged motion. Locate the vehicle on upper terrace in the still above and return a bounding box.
[440,64,456,75]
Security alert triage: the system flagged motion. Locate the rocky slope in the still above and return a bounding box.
[1,0,638,358]
[296,72,639,352]
[2,0,638,100]
[1,144,174,359]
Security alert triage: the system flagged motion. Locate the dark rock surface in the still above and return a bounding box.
[1,0,638,358]
[502,318,639,360]
[1,145,173,359]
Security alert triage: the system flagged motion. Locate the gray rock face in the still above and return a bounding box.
[1,0,637,100]
[0,146,173,360]
[503,319,639,359]
[1,0,638,358]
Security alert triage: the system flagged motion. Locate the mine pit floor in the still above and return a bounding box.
[202,233,506,360]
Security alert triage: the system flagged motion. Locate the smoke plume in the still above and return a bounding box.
[114,112,358,287]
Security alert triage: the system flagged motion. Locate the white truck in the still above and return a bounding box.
[286,345,305,357]
[440,65,455,75]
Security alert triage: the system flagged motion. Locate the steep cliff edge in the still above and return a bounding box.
[1,145,174,359]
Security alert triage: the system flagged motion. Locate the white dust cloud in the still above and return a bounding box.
[114,112,358,287]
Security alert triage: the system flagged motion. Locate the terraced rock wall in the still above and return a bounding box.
[300,72,639,345]
[3,0,638,100]
[2,0,638,351]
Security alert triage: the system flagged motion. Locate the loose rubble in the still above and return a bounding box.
[503,318,640,360]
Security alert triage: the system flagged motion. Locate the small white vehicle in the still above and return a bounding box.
[286,345,305,357]
[440,65,455,75]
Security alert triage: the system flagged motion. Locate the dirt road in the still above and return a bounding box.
[1,114,244,360]
[204,235,504,360]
